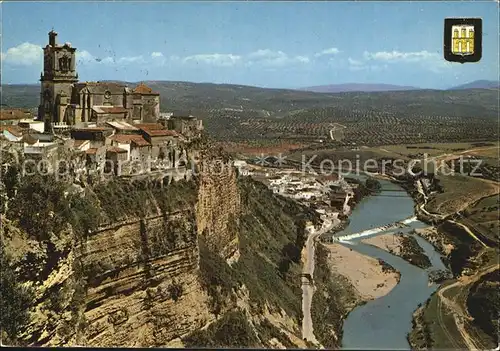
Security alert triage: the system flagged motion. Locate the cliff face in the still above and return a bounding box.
[196,150,240,261]
[3,149,314,348]
[3,178,216,347]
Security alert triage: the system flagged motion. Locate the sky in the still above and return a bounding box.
[1,1,499,89]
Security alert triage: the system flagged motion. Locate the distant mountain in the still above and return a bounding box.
[448,80,500,90]
[299,83,421,93]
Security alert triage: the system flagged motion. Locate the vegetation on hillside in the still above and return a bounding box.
[182,309,259,348]
[184,176,322,347]
[0,246,35,345]
[311,243,361,348]
[3,83,498,146]
[467,269,500,346]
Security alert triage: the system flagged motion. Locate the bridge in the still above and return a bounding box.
[326,216,417,243]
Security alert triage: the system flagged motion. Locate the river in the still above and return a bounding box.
[336,178,448,350]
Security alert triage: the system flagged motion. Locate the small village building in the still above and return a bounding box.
[73,139,91,152]
[1,125,24,142]
[106,146,128,175]
[136,123,180,160]
[108,134,152,162]
[18,119,45,133]
[71,127,113,148]
[90,106,129,124]
[106,121,140,134]
[0,109,32,125]
[166,113,203,138]
[86,146,106,169]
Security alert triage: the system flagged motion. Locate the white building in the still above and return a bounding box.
[18,119,45,133]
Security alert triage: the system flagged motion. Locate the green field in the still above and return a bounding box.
[426,175,498,215]
[462,194,500,244]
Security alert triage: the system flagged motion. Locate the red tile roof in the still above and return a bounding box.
[107,146,128,153]
[142,129,179,137]
[1,125,24,137]
[86,148,98,155]
[0,109,32,121]
[109,134,151,146]
[134,123,165,130]
[131,139,151,147]
[133,82,159,95]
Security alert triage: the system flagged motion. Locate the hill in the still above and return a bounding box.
[449,80,500,90]
[2,81,498,146]
[298,83,420,93]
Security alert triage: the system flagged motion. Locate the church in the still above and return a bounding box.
[38,30,160,131]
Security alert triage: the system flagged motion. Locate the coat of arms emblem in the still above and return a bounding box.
[444,18,482,63]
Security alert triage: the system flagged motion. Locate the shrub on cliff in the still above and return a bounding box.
[7,175,71,240]
[182,309,259,348]
[7,175,101,240]
[0,247,34,345]
[198,236,238,316]
[467,269,499,346]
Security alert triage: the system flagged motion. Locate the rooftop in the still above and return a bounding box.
[22,134,38,145]
[107,146,128,154]
[141,128,180,137]
[109,134,151,146]
[106,121,139,131]
[72,127,112,132]
[133,82,159,95]
[0,109,32,121]
[1,125,25,137]
[73,139,90,149]
[75,82,126,95]
[134,123,165,130]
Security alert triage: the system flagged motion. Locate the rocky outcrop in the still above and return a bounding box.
[195,149,240,261]
[12,201,216,347]
[3,147,312,348]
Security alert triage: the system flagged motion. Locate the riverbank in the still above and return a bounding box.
[413,227,455,257]
[363,233,432,270]
[301,214,339,346]
[324,242,400,300]
[307,178,391,348]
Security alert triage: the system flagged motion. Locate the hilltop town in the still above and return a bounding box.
[1,31,204,179]
[1,24,498,351]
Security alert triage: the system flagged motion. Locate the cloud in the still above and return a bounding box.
[295,55,310,63]
[348,64,388,72]
[360,50,452,72]
[363,50,438,62]
[247,49,310,66]
[314,47,340,57]
[1,42,42,66]
[76,50,98,64]
[183,53,242,67]
[1,41,312,71]
[348,57,364,66]
[117,55,144,64]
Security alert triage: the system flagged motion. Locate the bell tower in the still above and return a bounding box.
[38,30,79,132]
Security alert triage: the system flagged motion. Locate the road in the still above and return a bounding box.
[301,212,340,345]
[436,263,499,350]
